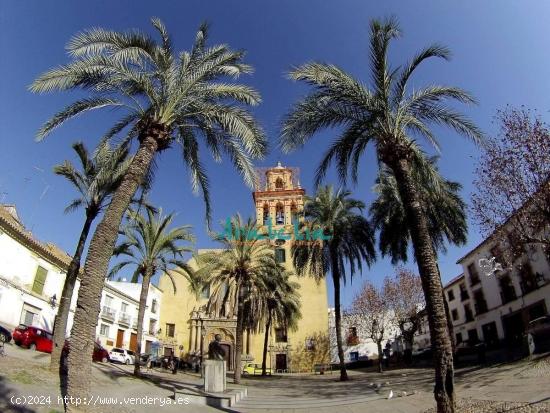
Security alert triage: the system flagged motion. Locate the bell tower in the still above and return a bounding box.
[252,162,305,229]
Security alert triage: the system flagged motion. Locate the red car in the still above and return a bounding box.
[12,325,53,353]
[62,340,110,363]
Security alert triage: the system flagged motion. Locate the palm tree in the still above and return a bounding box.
[109,208,195,376]
[195,215,280,384]
[31,19,266,401]
[291,186,375,381]
[51,141,130,372]
[280,17,483,412]
[259,270,301,376]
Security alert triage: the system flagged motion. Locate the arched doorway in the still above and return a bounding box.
[206,329,235,371]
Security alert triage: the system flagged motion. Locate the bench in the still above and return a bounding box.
[313,363,332,374]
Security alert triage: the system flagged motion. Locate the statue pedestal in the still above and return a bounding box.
[203,359,226,393]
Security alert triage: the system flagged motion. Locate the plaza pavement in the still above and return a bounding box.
[1,342,550,413]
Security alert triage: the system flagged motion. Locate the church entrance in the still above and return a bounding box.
[275,353,287,371]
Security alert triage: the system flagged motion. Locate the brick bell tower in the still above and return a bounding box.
[252,162,305,230]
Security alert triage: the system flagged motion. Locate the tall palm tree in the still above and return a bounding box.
[280,17,483,412]
[292,186,375,381]
[259,270,301,376]
[109,208,195,376]
[31,19,266,401]
[195,215,280,384]
[51,141,130,372]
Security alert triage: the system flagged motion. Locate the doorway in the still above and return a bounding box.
[220,343,232,370]
[116,329,124,348]
[275,353,287,371]
[129,333,137,352]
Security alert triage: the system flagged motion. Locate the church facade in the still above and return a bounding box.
[158,163,329,372]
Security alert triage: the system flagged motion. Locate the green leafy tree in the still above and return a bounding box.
[51,141,130,372]
[31,19,266,402]
[195,215,280,384]
[110,208,195,376]
[280,17,482,412]
[291,186,375,381]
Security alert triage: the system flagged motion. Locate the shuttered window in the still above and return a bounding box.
[32,266,48,295]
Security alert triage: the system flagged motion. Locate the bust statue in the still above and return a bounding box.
[208,334,226,360]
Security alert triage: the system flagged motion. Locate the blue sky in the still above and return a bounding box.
[1,1,550,307]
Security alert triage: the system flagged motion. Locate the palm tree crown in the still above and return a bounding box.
[54,141,131,216]
[32,18,267,223]
[370,150,467,264]
[292,186,375,282]
[110,208,196,290]
[281,17,482,184]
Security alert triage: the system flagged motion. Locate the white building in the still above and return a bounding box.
[0,204,163,353]
[328,308,399,363]
[413,226,550,352]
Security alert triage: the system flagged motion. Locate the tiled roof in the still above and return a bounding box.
[0,204,72,270]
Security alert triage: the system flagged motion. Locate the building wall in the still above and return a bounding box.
[0,227,66,331]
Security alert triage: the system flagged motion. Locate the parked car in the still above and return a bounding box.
[109,348,135,365]
[62,340,110,363]
[12,325,53,353]
[242,363,271,376]
[0,325,12,343]
[526,315,550,354]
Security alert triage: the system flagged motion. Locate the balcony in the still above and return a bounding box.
[101,306,116,321]
[118,312,131,326]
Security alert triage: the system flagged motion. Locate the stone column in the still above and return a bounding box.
[189,320,195,352]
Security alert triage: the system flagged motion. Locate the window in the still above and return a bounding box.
[275,177,284,190]
[275,248,286,263]
[21,309,37,326]
[459,283,469,301]
[455,332,462,344]
[149,319,156,335]
[519,263,537,294]
[262,203,270,225]
[447,289,455,301]
[464,303,474,322]
[166,323,175,338]
[499,274,516,304]
[275,327,287,343]
[104,295,113,308]
[151,299,158,314]
[451,309,459,321]
[467,263,480,286]
[120,302,128,313]
[290,203,299,225]
[200,284,210,299]
[275,203,285,225]
[473,289,488,315]
[100,324,110,336]
[32,266,48,295]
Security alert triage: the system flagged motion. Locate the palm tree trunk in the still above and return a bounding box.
[331,253,349,382]
[51,212,95,373]
[391,157,455,413]
[234,285,245,384]
[377,340,383,373]
[261,311,272,376]
[134,270,151,376]
[65,136,159,410]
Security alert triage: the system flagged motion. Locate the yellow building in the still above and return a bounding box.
[158,163,329,372]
